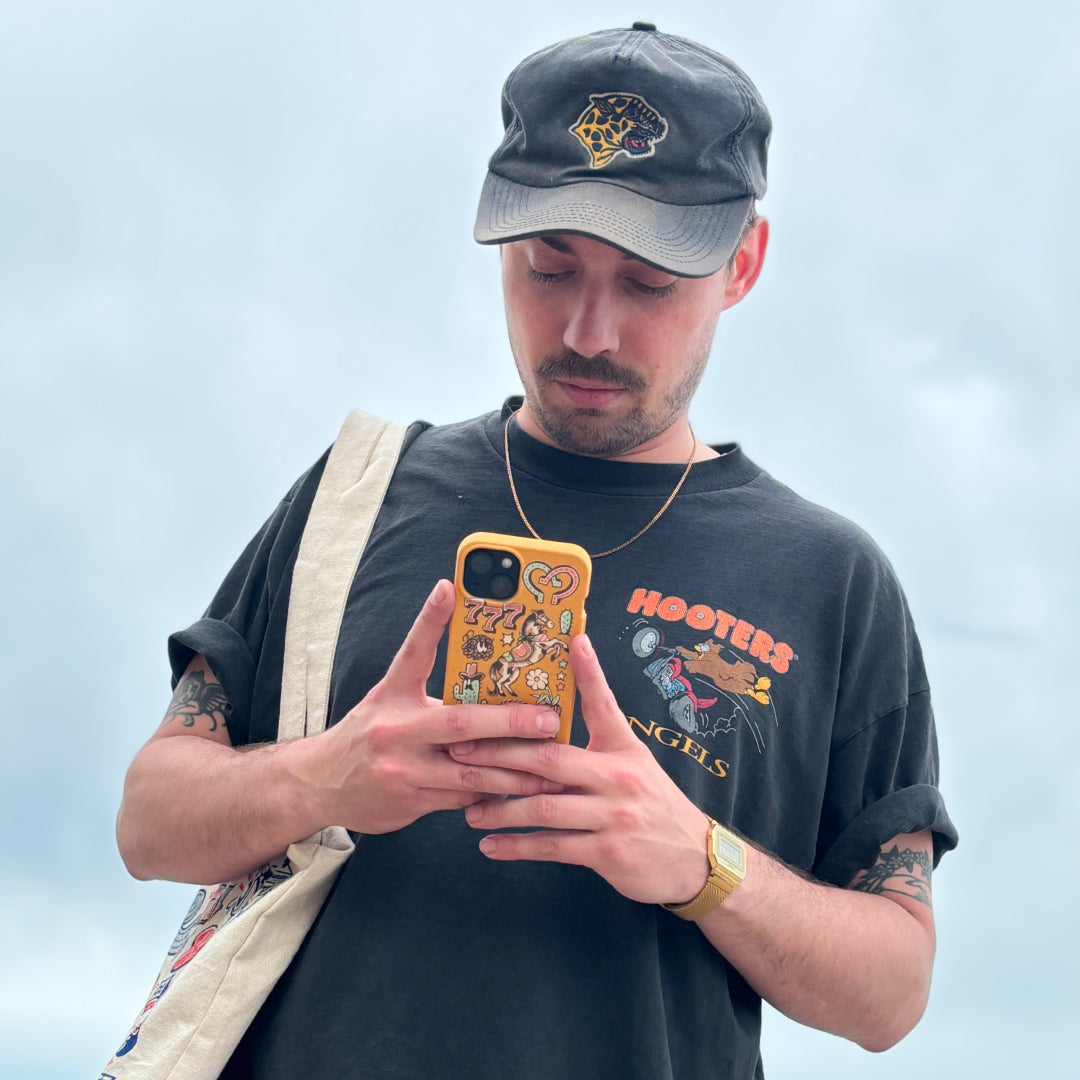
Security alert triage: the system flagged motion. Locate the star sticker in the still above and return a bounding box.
[502,634,514,645]
[558,660,568,669]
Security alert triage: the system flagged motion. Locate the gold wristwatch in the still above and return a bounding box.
[661,817,747,921]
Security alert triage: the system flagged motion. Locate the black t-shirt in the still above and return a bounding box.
[170,401,957,1080]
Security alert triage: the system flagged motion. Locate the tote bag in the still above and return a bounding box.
[102,411,407,1080]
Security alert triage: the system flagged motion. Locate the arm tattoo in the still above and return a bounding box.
[851,845,932,907]
[163,670,232,732]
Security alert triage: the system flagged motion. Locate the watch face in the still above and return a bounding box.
[718,836,743,867]
[712,828,747,875]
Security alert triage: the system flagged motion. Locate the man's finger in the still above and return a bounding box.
[570,634,637,750]
[476,830,594,866]
[423,756,568,798]
[379,579,455,698]
[449,736,600,787]
[465,792,598,832]
[423,700,564,744]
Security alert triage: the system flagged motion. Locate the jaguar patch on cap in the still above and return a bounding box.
[569,92,668,169]
[477,27,770,276]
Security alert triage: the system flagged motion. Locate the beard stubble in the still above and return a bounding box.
[517,347,712,458]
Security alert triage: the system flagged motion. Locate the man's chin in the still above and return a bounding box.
[529,400,654,458]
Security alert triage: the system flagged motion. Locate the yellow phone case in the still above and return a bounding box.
[443,532,592,743]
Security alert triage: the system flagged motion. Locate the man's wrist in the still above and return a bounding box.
[274,731,341,838]
[661,817,747,921]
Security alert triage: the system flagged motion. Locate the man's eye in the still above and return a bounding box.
[630,279,679,298]
[527,268,568,285]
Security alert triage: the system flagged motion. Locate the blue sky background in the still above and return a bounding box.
[2,1,1076,1075]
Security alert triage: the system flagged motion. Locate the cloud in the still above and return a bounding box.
[3,5,1077,1079]
[0,877,192,1073]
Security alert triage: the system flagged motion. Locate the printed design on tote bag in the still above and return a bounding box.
[621,585,798,770]
[107,854,294,1063]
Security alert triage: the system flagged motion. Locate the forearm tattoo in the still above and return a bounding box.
[851,845,932,907]
[163,670,232,733]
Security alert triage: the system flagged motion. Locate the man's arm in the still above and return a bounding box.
[117,652,340,884]
[452,632,938,1052]
[116,581,565,885]
[695,830,934,1052]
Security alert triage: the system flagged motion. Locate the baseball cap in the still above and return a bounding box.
[474,22,771,278]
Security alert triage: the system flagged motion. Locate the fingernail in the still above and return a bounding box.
[537,711,560,734]
[465,804,482,824]
[541,780,565,794]
[479,837,496,855]
[428,580,446,604]
[578,634,595,660]
[451,740,477,755]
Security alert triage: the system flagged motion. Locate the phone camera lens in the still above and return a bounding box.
[489,573,515,599]
[467,551,493,575]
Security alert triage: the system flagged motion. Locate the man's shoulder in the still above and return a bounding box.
[737,466,906,586]
[402,408,502,454]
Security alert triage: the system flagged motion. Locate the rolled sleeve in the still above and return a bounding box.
[813,693,958,886]
[169,618,258,746]
[163,450,330,748]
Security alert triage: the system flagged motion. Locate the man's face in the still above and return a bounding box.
[501,234,736,459]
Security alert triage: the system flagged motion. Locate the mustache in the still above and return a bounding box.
[535,352,648,392]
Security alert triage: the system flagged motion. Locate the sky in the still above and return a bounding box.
[1,1,1077,1075]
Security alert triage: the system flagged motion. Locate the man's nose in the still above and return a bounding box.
[562,286,621,359]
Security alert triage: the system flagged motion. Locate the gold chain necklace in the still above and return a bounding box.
[503,409,696,559]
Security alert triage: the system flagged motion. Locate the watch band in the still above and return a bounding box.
[661,876,729,921]
[661,817,746,921]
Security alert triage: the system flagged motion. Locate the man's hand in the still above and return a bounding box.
[450,630,939,1051]
[309,579,568,835]
[119,579,565,884]
[448,631,710,905]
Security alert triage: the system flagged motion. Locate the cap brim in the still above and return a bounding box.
[474,171,751,278]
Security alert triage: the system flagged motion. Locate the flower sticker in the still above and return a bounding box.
[525,667,549,691]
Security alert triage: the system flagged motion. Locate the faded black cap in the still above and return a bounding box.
[475,24,771,277]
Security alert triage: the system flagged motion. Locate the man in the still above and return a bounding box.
[118,24,956,1079]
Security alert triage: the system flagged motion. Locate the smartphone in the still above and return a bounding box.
[442,532,592,743]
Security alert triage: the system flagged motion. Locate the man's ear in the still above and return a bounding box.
[721,217,768,311]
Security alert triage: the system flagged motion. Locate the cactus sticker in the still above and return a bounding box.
[453,662,483,704]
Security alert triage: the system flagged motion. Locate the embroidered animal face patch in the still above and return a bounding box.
[569,92,668,169]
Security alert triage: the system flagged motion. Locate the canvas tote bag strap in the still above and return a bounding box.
[278,411,407,743]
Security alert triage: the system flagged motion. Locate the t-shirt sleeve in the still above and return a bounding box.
[166,450,330,746]
[810,536,958,886]
[813,690,958,885]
